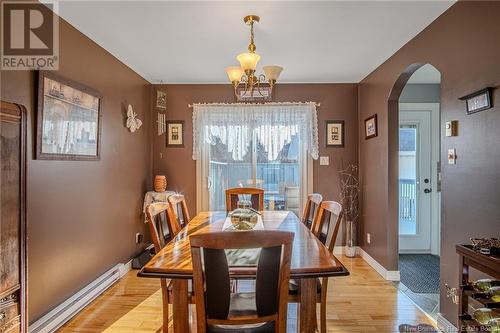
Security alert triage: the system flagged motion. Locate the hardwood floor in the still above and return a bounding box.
[57,255,434,333]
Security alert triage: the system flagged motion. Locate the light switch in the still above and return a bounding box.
[448,149,457,165]
[446,121,458,137]
[319,156,329,166]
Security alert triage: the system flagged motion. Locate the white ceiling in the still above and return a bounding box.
[407,64,441,84]
[56,1,454,84]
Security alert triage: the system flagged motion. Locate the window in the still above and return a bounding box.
[193,103,319,215]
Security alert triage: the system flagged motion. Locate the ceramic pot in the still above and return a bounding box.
[154,175,167,192]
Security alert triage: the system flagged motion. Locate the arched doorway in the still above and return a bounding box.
[388,63,442,317]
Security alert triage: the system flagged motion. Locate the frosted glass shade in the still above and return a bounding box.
[263,65,283,81]
[226,66,244,82]
[237,52,260,71]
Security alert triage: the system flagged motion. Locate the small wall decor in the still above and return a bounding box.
[157,113,166,136]
[126,104,142,133]
[37,71,102,160]
[166,121,184,147]
[325,120,344,147]
[156,90,167,110]
[364,114,378,139]
[460,88,492,114]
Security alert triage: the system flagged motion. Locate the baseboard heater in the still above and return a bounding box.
[29,262,130,333]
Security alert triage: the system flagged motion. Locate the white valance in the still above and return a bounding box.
[192,102,319,161]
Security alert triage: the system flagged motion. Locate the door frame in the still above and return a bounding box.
[398,103,441,255]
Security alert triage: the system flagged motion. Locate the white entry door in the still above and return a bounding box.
[399,106,438,253]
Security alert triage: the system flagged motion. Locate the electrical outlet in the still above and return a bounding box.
[319,156,329,166]
[135,233,143,244]
[367,233,371,244]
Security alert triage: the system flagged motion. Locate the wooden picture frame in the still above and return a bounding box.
[459,88,492,115]
[156,89,167,110]
[325,120,344,147]
[166,121,184,147]
[36,71,102,161]
[364,114,378,139]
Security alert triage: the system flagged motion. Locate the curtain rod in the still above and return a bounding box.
[187,102,320,108]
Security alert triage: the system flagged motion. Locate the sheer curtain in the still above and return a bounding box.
[193,102,319,213]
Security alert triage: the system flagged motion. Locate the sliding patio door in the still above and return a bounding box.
[193,104,318,216]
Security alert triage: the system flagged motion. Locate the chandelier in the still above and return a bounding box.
[225,15,283,99]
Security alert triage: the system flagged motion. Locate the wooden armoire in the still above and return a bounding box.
[0,101,27,333]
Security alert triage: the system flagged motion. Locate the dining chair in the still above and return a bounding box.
[190,230,294,333]
[145,202,173,333]
[225,187,264,212]
[290,201,343,333]
[301,193,323,229]
[166,193,191,237]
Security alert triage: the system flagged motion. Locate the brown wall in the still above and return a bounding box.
[0,14,151,321]
[358,1,500,324]
[152,84,358,227]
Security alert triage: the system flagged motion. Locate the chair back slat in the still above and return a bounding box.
[311,201,343,252]
[203,248,231,319]
[302,193,323,229]
[225,187,264,212]
[145,202,170,253]
[190,231,293,333]
[256,245,282,317]
[167,194,190,237]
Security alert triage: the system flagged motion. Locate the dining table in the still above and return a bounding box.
[138,210,349,333]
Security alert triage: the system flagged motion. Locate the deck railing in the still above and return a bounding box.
[399,178,416,223]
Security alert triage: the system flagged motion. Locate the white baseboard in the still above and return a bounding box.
[29,260,132,333]
[335,246,401,281]
[358,247,400,281]
[436,313,458,332]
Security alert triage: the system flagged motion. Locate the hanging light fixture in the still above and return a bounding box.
[225,15,283,99]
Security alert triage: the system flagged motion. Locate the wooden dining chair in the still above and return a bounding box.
[190,230,294,333]
[289,201,343,333]
[145,202,173,333]
[166,193,190,237]
[225,187,264,212]
[301,193,323,229]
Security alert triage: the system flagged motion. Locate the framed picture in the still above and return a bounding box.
[325,120,344,147]
[459,88,492,115]
[156,89,167,110]
[364,114,378,139]
[166,121,184,147]
[36,71,102,160]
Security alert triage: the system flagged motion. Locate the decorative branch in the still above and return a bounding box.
[338,162,360,223]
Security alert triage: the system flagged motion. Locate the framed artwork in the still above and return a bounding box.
[459,88,492,115]
[364,114,378,139]
[325,120,344,147]
[166,121,184,147]
[156,90,167,110]
[36,71,102,160]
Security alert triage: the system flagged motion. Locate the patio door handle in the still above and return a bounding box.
[424,188,432,194]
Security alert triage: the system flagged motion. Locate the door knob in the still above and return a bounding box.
[424,188,432,193]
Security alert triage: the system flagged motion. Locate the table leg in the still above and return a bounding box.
[172,279,189,332]
[299,278,317,333]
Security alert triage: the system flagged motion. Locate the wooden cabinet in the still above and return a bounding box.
[456,245,500,332]
[0,101,27,333]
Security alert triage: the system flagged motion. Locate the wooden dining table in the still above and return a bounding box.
[138,210,349,333]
